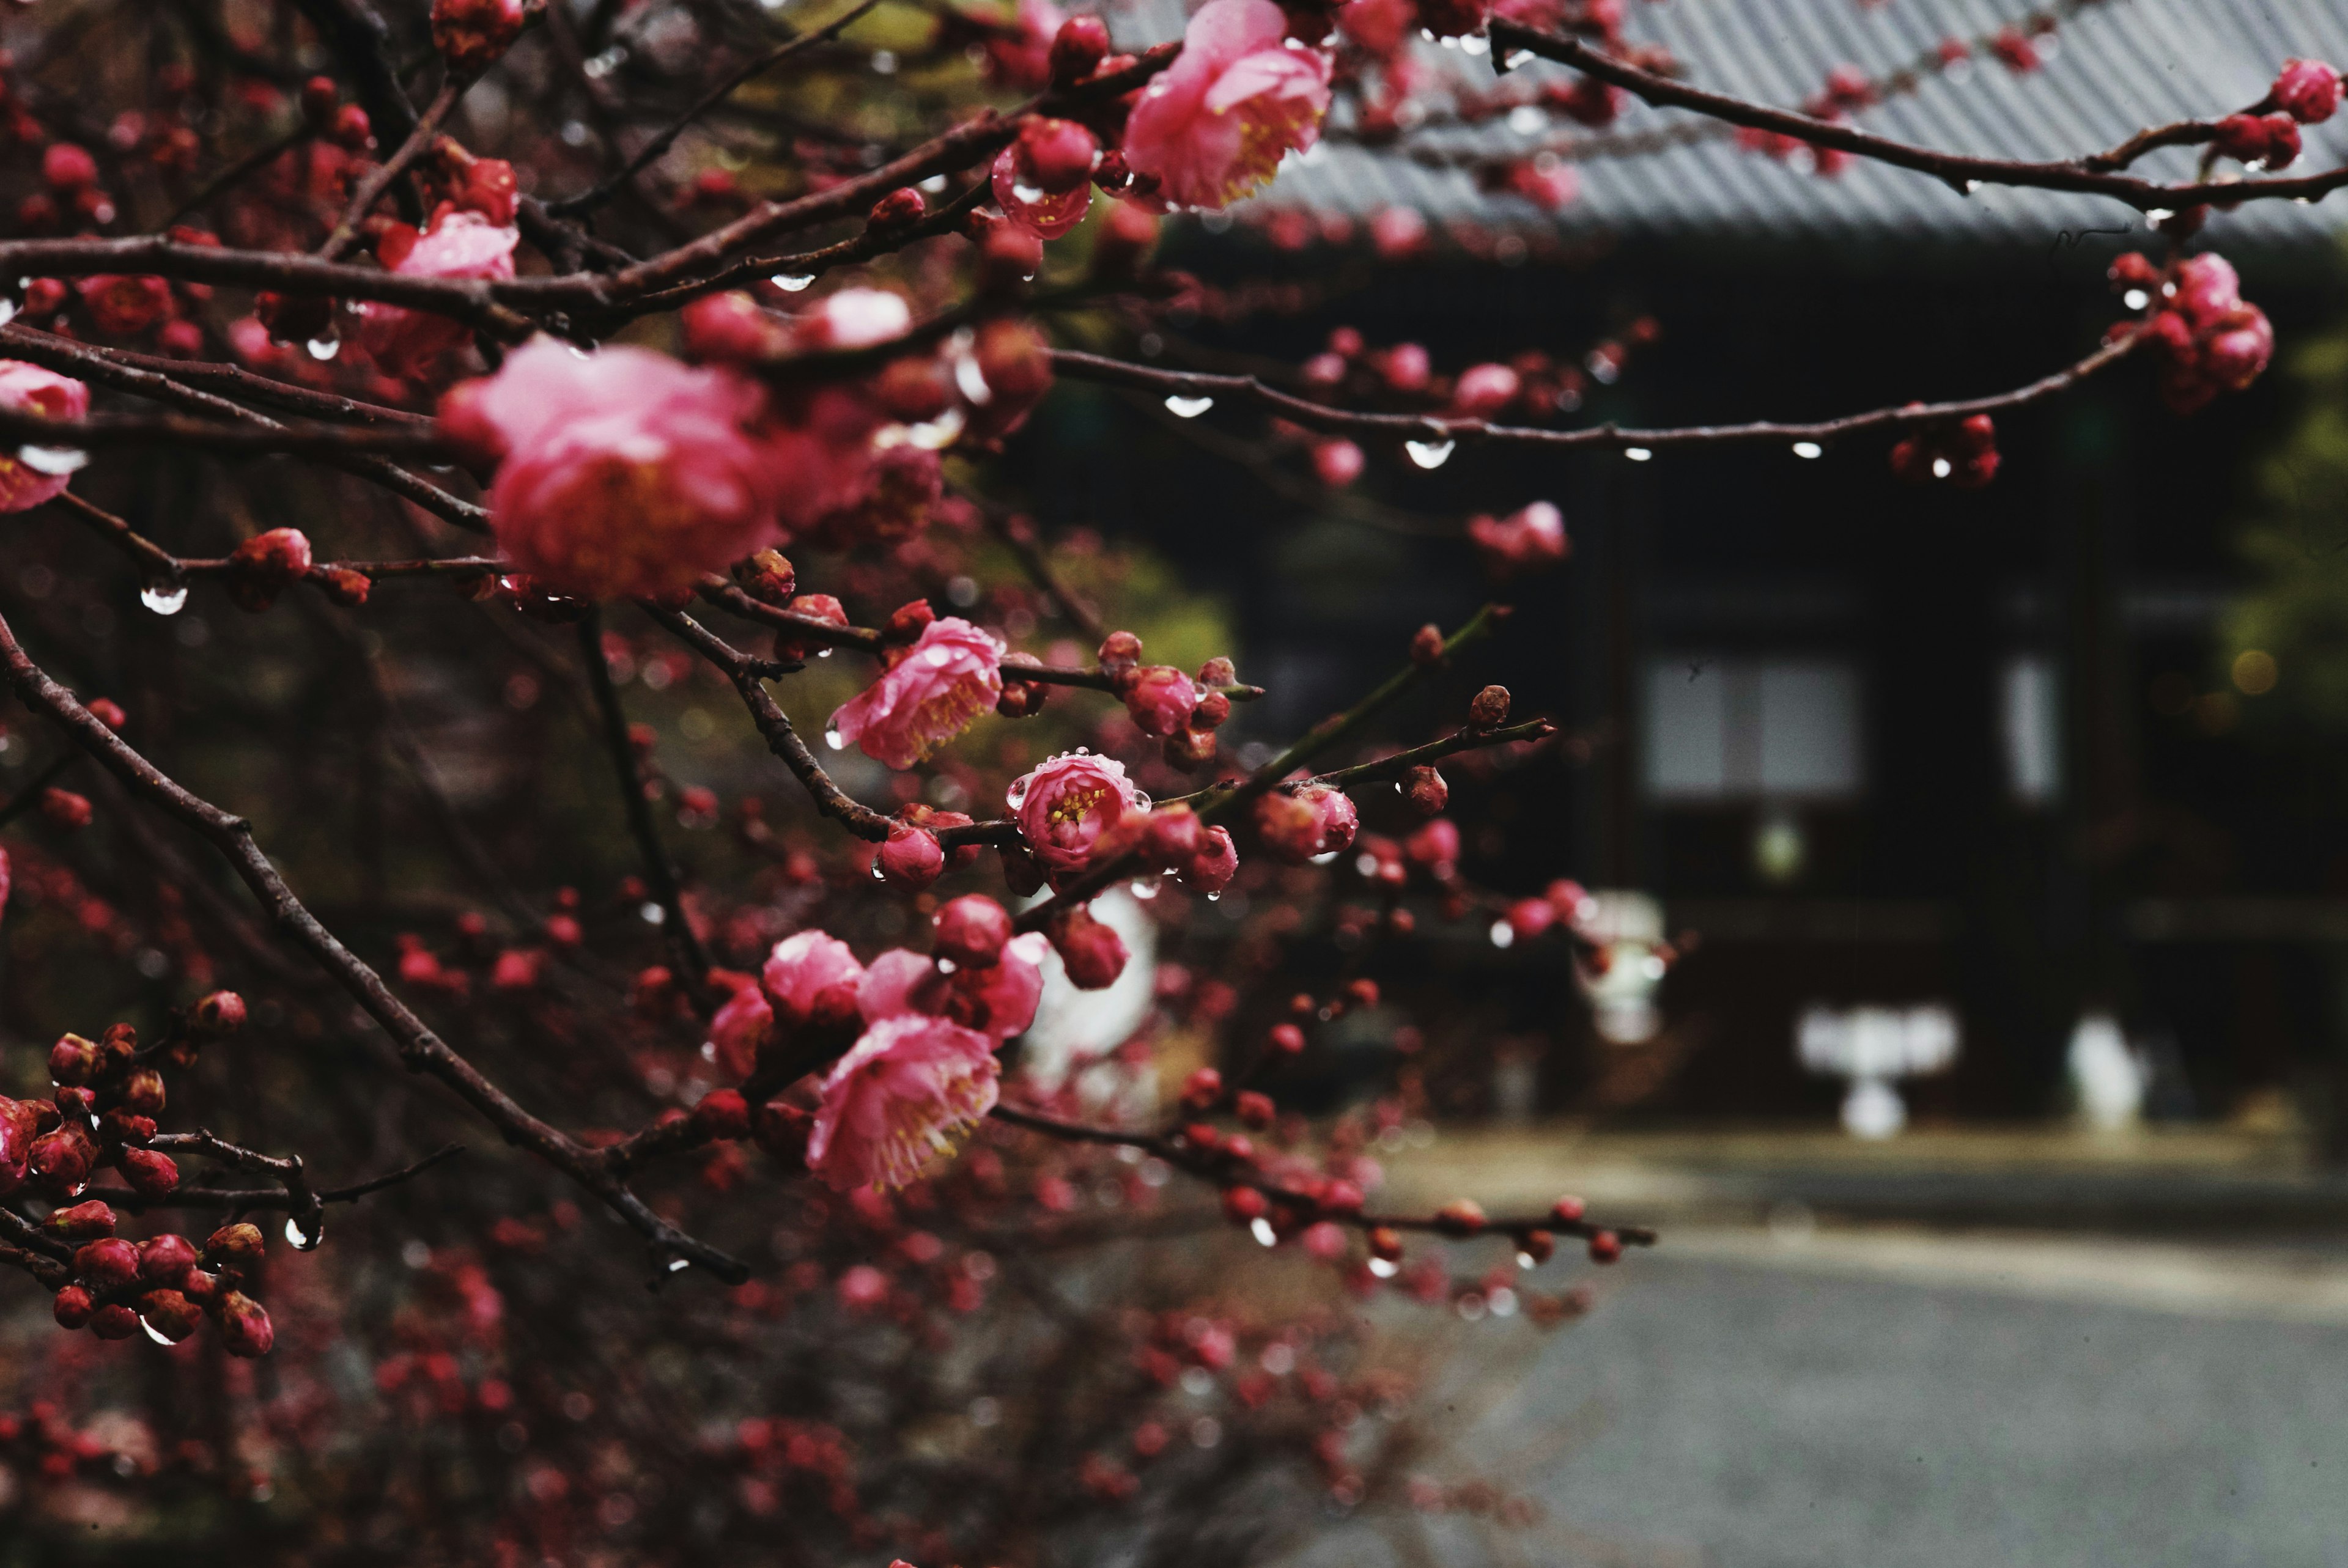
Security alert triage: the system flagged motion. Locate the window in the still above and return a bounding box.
[1644,657,1862,801]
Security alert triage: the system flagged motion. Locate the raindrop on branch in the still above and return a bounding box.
[1164,394,1214,418]
[1405,438,1454,469]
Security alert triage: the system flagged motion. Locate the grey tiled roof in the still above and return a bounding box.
[1113,0,2348,246]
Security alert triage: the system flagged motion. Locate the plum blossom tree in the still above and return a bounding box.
[0,0,2323,1559]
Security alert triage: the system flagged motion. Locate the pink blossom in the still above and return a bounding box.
[0,361,90,513]
[1010,751,1144,874]
[1121,0,1332,212]
[807,1014,1001,1191]
[829,616,1007,768]
[857,948,939,1026]
[994,118,1099,238]
[709,981,773,1080]
[762,929,868,1026]
[1122,665,1198,737]
[1468,501,1568,576]
[441,339,790,599]
[361,211,519,381]
[858,936,1046,1043]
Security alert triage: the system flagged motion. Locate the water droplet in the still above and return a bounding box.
[640,901,665,924]
[924,646,953,666]
[870,48,899,73]
[139,583,188,616]
[141,1317,172,1346]
[955,353,995,405]
[17,444,87,476]
[1507,104,1546,134]
[2122,288,2150,311]
[1205,890,1221,902]
[0,298,18,327]
[1792,441,1823,460]
[1502,48,1534,69]
[772,273,816,292]
[824,720,846,751]
[1250,1216,1278,1247]
[1932,457,1952,479]
[1005,779,1028,809]
[2145,208,2173,227]
[815,647,833,658]
[305,335,341,361]
[871,859,887,880]
[1624,447,1653,463]
[1405,438,1455,469]
[1490,919,1516,949]
[936,957,958,975]
[1460,32,1490,55]
[666,1256,690,1272]
[1129,877,1160,900]
[1368,1256,1399,1278]
[1164,394,1214,418]
[285,1215,322,1250]
[1131,790,1150,810]
[1962,180,1982,195]
[1516,1250,1538,1270]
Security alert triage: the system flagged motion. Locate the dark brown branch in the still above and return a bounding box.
[578,609,717,1002]
[1050,332,2144,455]
[991,1103,1656,1248]
[1488,20,2348,212]
[94,1144,466,1213]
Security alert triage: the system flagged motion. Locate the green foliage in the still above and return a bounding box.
[2228,322,2348,724]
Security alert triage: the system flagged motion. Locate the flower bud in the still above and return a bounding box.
[215,1289,276,1356]
[1049,15,1111,83]
[432,0,530,75]
[691,1088,751,1141]
[75,1237,141,1291]
[86,698,127,729]
[974,215,1047,292]
[1268,1022,1305,1055]
[139,1288,204,1342]
[1368,1226,1403,1262]
[119,1069,165,1116]
[48,1032,98,1084]
[2215,112,2272,163]
[328,103,374,150]
[868,186,926,229]
[1235,1090,1274,1128]
[1409,624,1445,666]
[1047,902,1129,989]
[44,1200,116,1242]
[231,527,314,586]
[777,593,849,662]
[878,824,945,888]
[752,1100,813,1169]
[89,1303,140,1339]
[934,894,1013,969]
[1468,685,1511,727]
[1180,1067,1224,1111]
[1143,804,1202,865]
[1222,1185,1269,1224]
[55,1086,96,1119]
[40,789,92,830]
[204,1222,265,1271]
[1191,688,1231,729]
[2276,58,2343,123]
[117,1147,179,1198]
[138,1233,199,1287]
[99,1109,157,1147]
[190,990,247,1036]
[53,1284,94,1329]
[1587,1229,1623,1264]
[1519,1229,1556,1265]
[1433,1198,1487,1236]
[29,1127,93,1198]
[1123,665,1198,737]
[1405,765,1448,816]
[1017,117,1101,193]
[1549,1193,1586,1223]
[1180,826,1239,894]
[1162,727,1219,771]
[300,75,340,127]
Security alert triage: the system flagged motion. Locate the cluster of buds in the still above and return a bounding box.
[430,0,533,76]
[1093,631,1238,770]
[49,1213,275,1356]
[2111,252,2275,416]
[223,526,317,611]
[1889,413,1998,489]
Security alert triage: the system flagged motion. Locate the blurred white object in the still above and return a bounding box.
[2066,1011,2147,1131]
[1021,887,1157,1110]
[1795,1004,1961,1139]
[1574,889,1667,1045]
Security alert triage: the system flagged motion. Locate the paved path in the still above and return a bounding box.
[1307,1232,2348,1568]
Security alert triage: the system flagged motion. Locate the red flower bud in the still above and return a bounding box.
[878,824,945,888]
[75,1237,142,1291]
[231,527,314,585]
[139,1288,203,1342]
[47,1032,98,1084]
[1409,623,1446,666]
[1550,1193,1586,1223]
[138,1233,199,1287]
[53,1284,94,1329]
[117,1147,179,1198]
[1368,1226,1404,1262]
[1469,685,1511,727]
[1143,804,1202,865]
[753,1100,813,1169]
[1222,1186,1269,1224]
[731,549,797,604]
[328,103,374,151]
[85,698,126,729]
[1046,902,1128,990]
[692,1088,751,1140]
[2275,58,2343,124]
[41,142,97,191]
[1519,1229,1556,1265]
[2215,112,2272,163]
[1405,765,1448,816]
[44,1200,116,1242]
[39,789,92,830]
[1180,1067,1225,1111]
[431,0,530,75]
[120,1069,165,1116]
[300,75,340,127]
[1049,15,1111,83]
[215,1289,275,1356]
[190,990,247,1036]
[868,186,927,229]
[934,894,1013,969]
[204,1221,266,1270]
[89,1303,140,1339]
[1267,1022,1306,1055]
[1235,1090,1274,1128]
[1017,117,1100,194]
[29,1127,93,1199]
[1587,1229,1623,1264]
[1433,1198,1487,1236]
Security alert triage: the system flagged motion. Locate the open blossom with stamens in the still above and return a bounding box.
[1121,0,1333,211]
[1011,751,1145,874]
[440,338,788,599]
[829,617,1006,768]
[360,210,519,381]
[807,1014,1001,1191]
[0,362,90,513]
